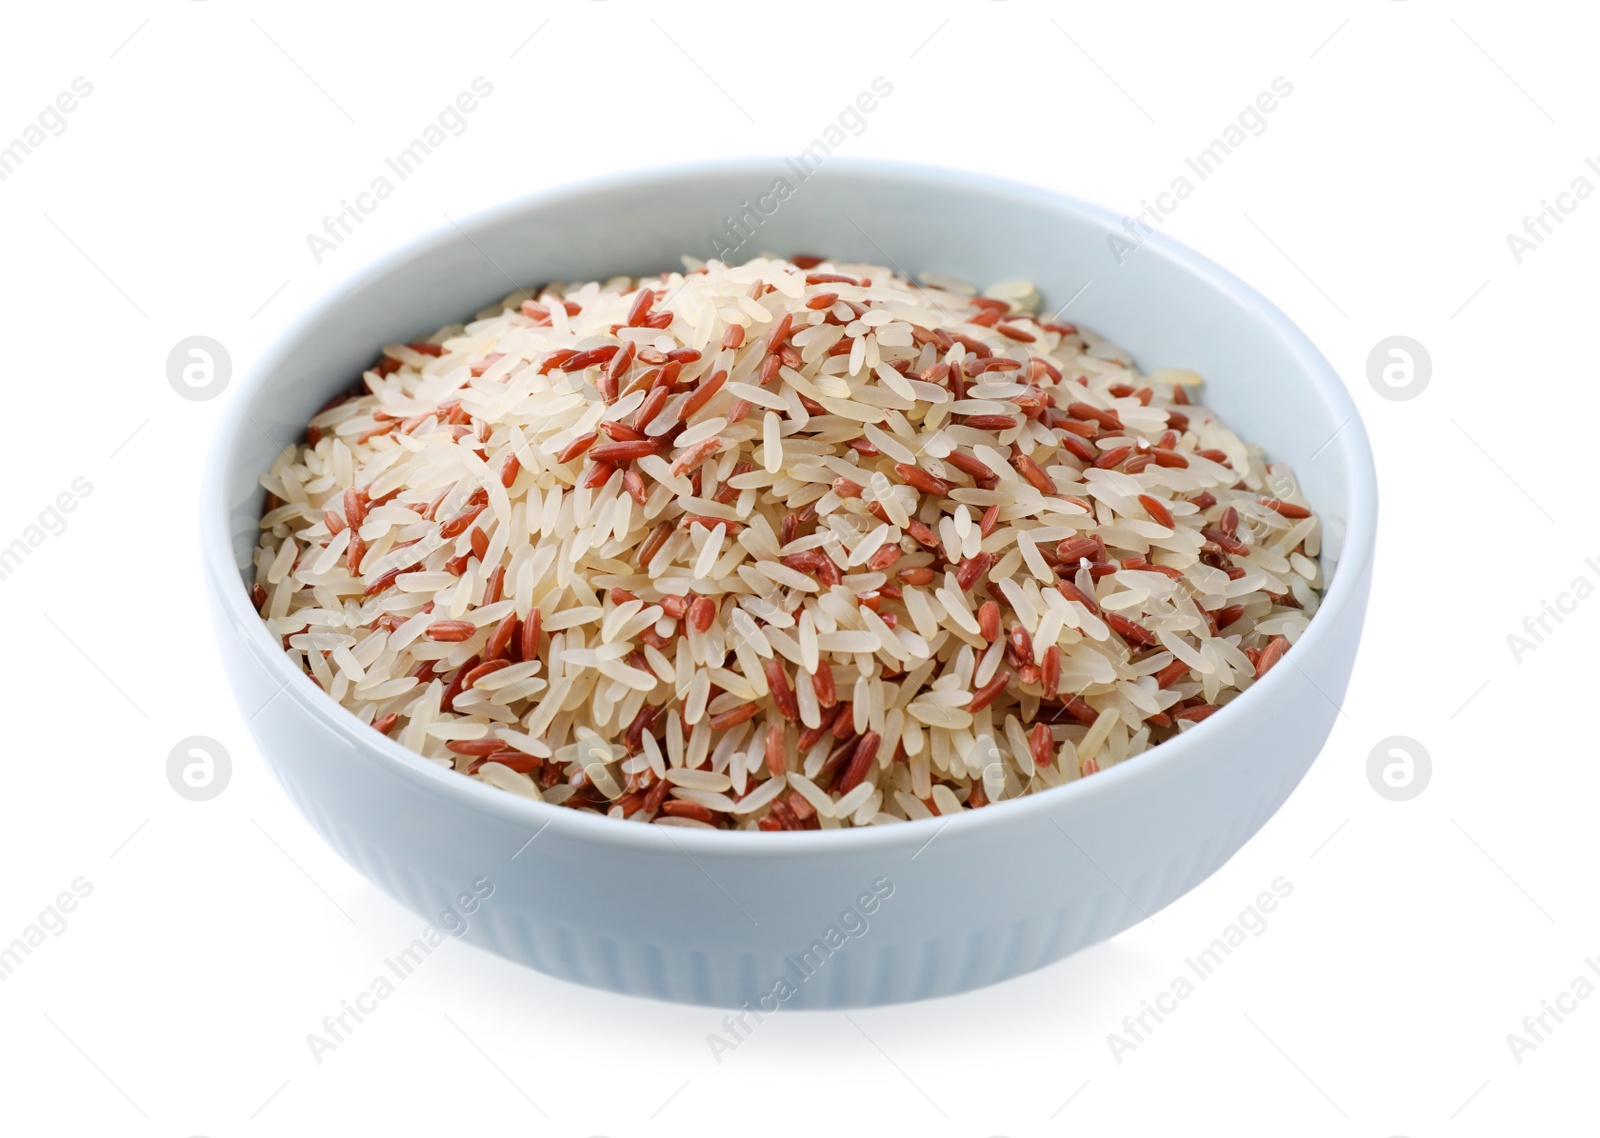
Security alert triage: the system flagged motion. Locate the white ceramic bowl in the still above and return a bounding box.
[203,160,1376,1008]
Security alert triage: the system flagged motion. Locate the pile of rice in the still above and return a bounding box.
[251,253,1323,830]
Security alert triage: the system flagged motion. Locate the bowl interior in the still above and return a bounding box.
[221,160,1366,605]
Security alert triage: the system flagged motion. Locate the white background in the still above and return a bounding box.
[2,1,1594,1134]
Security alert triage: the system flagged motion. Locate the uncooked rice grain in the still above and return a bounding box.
[252,252,1325,830]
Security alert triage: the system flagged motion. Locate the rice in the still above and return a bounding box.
[250,252,1324,830]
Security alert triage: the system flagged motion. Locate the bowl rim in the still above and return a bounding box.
[202,156,1377,858]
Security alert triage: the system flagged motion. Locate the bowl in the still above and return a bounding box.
[203,159,1376,1008]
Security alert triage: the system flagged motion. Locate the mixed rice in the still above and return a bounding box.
[251,254,1323,830]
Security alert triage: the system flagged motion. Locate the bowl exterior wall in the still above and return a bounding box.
[213,561,1365,1008]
